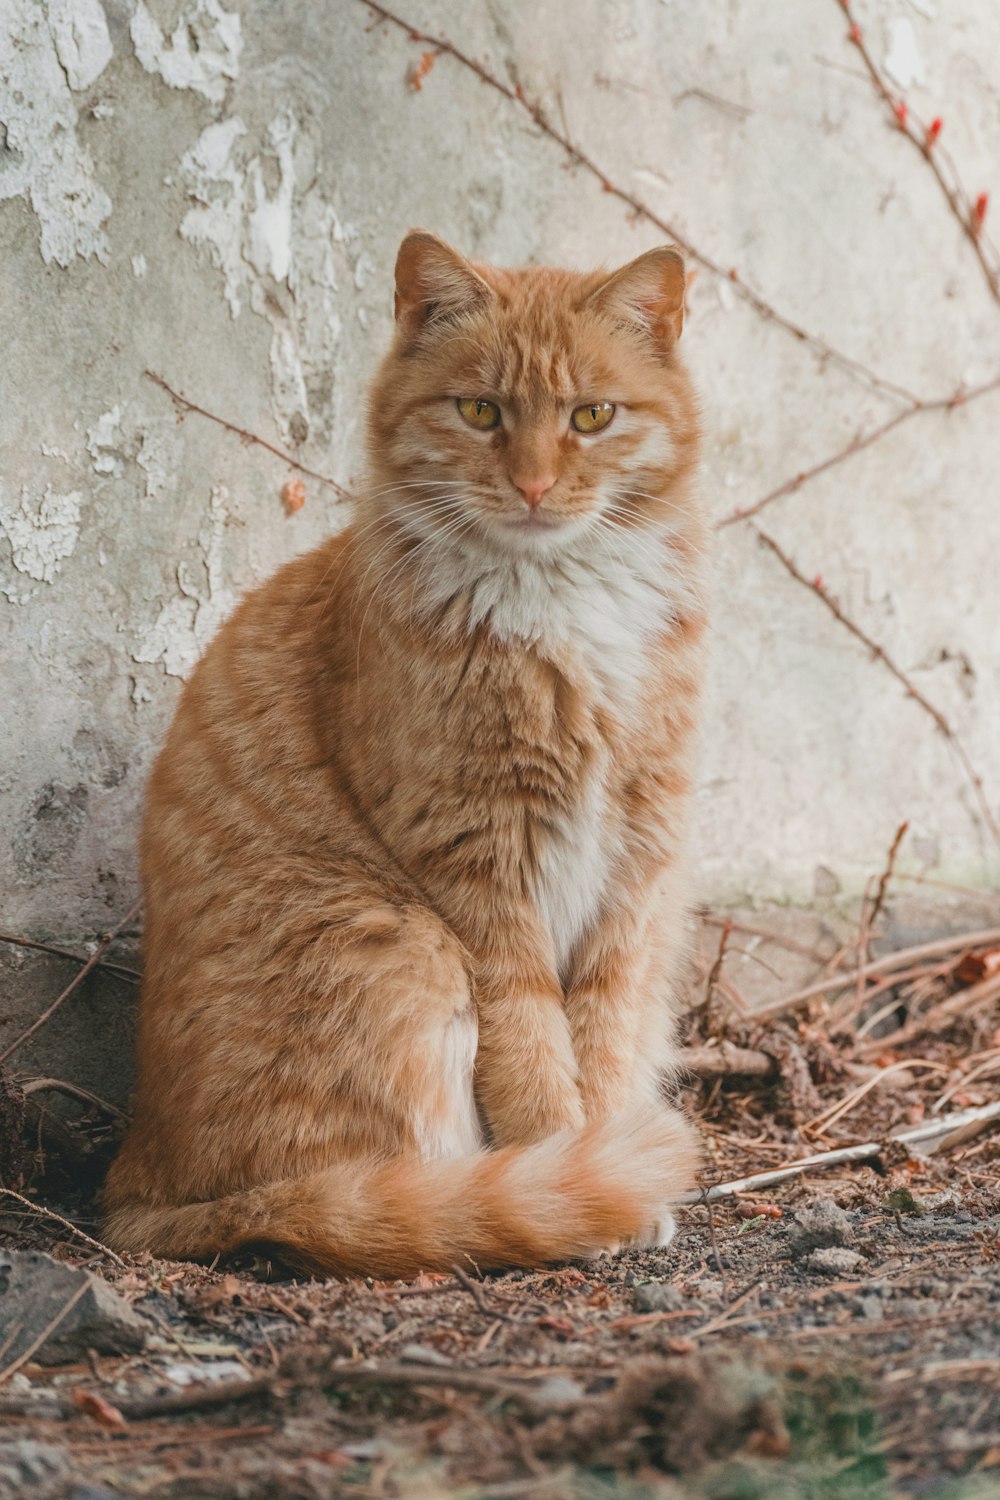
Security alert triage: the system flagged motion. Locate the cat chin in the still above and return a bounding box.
[477,512,597,562]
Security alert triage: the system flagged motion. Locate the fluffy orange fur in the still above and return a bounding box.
[103,232,708,1278]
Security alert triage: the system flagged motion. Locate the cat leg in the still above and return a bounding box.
[420,878,585,1148]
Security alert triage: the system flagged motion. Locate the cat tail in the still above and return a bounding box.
[103,1106,699,1279]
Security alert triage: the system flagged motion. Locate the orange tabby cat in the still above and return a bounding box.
[103,231,707,1278]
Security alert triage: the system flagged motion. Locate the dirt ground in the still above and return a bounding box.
[1,899,999,1499]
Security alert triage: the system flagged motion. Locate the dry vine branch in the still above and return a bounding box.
[717,374,1000,529]
[838,0,1000,308]
[143,371,353,502]
[752,526,1000,853]
[0,931,139,984]
[0,901,141,1066]
[360,0,921,406]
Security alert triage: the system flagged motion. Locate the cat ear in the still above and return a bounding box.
[586,246,687,354]
[394,230,493,339]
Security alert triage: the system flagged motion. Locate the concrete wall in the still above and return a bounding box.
[3,0,999,980]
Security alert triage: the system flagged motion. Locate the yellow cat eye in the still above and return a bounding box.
[572,401,616,434]
[457,398,501,430]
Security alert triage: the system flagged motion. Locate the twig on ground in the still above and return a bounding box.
[360,0,921,406]
[143,371,353,502]
[804,1058,948,1138]
[752,526,1000,853]
[867,820,910,936]
[700,1192,730,1300]
[678,1099,1000,1203]
[701,919,733,1019]
[857,969,1000,1057]
[755,926,1000,1019]
[20,1078,129,1122]
[0,1188,126,1268]
[0,902,142,1066]
[681,1043,774,1078]
[0,932,139,984]
[452,1263,511,1321]
[838,820,910,1030]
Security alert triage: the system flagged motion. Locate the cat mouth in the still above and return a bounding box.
[500,511,568,534]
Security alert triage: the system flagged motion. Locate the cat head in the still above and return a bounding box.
[365,231,700,562]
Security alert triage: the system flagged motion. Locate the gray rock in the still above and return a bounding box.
[789,1199,854,1257]
[632,1281,685,1313]
[860,1295,884,1322]
[805,1246,864,1276]
[0,1250,148,1367]
[0,1439,69,1495]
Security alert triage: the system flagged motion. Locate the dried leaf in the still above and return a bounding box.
[537,1315,575,1337]
[281,478,306,515]
[407,51,436,90]
[73,1388,127,1430]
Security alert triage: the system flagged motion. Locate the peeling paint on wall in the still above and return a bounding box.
[132,485,236,678]
[46,0,113,93]
[0,484,82,597]
[177,112,342,446]
[86,407,124,478]
[130,0,242,107]
[0,1,112,265]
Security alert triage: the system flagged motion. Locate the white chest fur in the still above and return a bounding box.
[533,763,616,979]
[416,519,692,972]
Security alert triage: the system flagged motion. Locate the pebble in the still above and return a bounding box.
[632,1281,685,1314]
[804,1247,864,1276]
[789,1199,854,1257]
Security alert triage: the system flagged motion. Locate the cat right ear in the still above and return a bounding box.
[394,230,493,340]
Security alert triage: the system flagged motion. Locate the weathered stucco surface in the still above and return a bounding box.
[2,0,999,1082]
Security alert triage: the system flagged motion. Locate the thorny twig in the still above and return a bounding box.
[0,1188,125,1269]
[360,0,921,406]
[0,901,142,1066]
[838,0,1000,308]
[752,526,1000,853]
[143,372,353,502]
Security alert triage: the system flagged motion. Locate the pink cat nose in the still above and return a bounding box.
[514,475,556,509]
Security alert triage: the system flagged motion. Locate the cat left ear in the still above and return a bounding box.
[586,246,687,355]
[394,230,493,340]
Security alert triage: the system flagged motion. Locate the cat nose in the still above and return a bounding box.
[513,474,556,509]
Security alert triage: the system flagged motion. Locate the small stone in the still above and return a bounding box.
[789,1199,853,1257]
[860,1295,884,1322]
[632,1281,685,1313]
[0,1250,148,1367]
[399,1343,452,1367]
[805,1247,864,1276]
[523,1375,585,1413]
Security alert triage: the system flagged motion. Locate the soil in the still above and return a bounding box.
[1,904,998,1499]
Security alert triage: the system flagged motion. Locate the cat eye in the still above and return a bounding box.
[572,401,616,434]
[457,398,501,430]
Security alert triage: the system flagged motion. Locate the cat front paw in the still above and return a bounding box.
[633,1208,677,1251]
